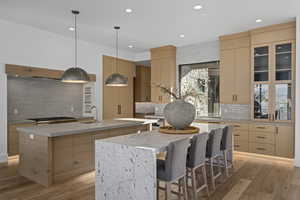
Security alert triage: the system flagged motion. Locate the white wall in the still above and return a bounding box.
[294,16,300,167]
[0,19,135,163]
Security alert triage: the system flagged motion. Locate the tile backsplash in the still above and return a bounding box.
[221,104,251,120]
[8,76,83,121]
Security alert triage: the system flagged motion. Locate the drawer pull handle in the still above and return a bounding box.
[256,148,266,151]
[234,134,240,137]
[256,127,266,129]
[234,125,241,128]
[257,136,266,139]
[74,161,79,165]
[234,145,240,147]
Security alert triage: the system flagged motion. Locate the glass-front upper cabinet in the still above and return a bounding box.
[274,83,292,121]
[253,84,270,120]
[275,43,292,81]
[254,46,269,82]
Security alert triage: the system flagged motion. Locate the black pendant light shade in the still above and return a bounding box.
[61,67,89,83]
[105,26,128,87]
[62,10,89,83]
[105,73,128,86]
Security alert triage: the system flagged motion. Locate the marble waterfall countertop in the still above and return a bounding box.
[16,119,152,137]
[95,122,228,200]
[97,123,226,153]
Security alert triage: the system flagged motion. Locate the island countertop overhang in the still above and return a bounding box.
[16,120,152,137]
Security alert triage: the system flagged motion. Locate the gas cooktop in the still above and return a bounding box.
[27,117,77,124]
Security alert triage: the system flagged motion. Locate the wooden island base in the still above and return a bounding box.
[18,124,149,187]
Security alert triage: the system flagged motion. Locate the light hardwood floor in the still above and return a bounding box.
[0,152,299,200]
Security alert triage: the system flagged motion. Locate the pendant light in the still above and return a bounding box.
[105,26,128,87]
[62,10,89,83]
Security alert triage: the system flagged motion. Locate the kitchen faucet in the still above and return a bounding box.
[90,105,99,122]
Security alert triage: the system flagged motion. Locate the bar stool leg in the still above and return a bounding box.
[183,176,188,200]
[191,168,197,200]
[210,158,216,191]
[165,182,171,200]
[178,179,182,200]
[223,150,229,177]
[157,180,160,200]
[202,165,210,197]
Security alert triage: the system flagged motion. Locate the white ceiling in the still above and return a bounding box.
[0,0,299,53]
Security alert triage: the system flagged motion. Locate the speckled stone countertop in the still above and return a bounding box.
[16,120,150,137]
[195,117,293,126]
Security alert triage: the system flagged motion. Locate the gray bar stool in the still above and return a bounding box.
[205,128,223,191]
[220,125,234,177]
[157,138,190,200]
[186,132,210,200]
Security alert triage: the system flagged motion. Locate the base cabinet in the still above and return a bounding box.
[19,124,149,187]
[229,122,294,158]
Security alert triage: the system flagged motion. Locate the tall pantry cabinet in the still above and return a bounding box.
[103,55,135,119]
[150,45,177,103]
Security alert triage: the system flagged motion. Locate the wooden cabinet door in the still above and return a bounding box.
[151,59,162,103]
[160,57,176,103]
[235,47,251,104]
[220,49,236,104]
[117,59,134,118]
[103,56,118,119]
[275,126,294,158]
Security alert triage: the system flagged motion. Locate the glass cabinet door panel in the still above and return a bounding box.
[276,43,292,80]
[254,46,269,81]
[254,84,269,119]
[275,84,292,121]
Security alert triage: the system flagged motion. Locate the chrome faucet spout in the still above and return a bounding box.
[90,105,98,122]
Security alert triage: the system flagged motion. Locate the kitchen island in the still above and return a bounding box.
[17,120,152,186]
[95,123,230,200]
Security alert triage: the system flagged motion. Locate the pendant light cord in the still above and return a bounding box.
[115,27,119,72]
[74,13,78,68]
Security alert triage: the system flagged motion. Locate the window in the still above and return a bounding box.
[179,61,220,118]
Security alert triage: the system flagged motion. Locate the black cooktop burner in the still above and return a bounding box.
[28,117,76,123]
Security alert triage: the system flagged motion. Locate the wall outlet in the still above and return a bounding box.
[70,105,74,112]
[13,108,18,115]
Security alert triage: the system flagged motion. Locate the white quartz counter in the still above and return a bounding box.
[16,120,149,137]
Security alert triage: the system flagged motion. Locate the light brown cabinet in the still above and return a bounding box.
[103,55,135,119]
[8,123,34,156]
[135,65,151,102]
[219,33,251,104]
[19,124,149,186]
[275,125,294,158]
[150,46,176,103]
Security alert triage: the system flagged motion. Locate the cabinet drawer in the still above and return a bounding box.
[233,141,249,152]
[249,143,275,156]
[250,132,275,144]
[73,134,92,145]
[233,130,249,142]
[250,124,275,133]
[73,151,92,169]
[53,136,73,149]
[230,123,249,131]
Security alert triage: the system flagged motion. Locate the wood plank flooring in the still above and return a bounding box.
[0,152,299,200]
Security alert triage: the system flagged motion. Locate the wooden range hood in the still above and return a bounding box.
[5,64,96,82]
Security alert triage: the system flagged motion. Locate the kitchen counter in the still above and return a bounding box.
[17,119,151,187]
[16,120,148,137]
[95,123,229,200]
[195,117,294,125]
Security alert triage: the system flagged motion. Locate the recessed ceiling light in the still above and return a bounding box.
[193,5,203,10]
[68,26,75,31]
[179,34,185,38]
[256,19,262,23]
[125,8,133,13]
[128,45,134,48]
